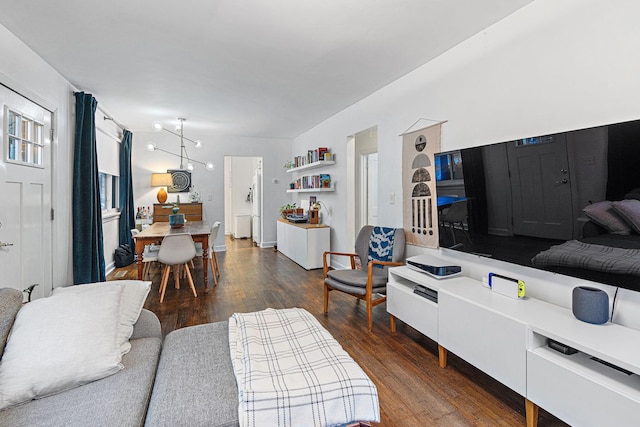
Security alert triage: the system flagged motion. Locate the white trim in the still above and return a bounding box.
[102,211,121,222]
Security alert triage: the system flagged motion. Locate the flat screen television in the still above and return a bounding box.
[436,118,640,291]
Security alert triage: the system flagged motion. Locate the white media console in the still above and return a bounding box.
[387,253,640,427]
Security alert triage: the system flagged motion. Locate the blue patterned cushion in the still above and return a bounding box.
[367,227,396,268]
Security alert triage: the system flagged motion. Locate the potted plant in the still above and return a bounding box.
[279,203,296,219]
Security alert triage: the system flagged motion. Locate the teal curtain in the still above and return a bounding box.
[119,130,135,249]
[73,92,106,284]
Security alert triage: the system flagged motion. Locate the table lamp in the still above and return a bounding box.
[151,173,173,203]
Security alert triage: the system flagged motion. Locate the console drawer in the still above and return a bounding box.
[527,347,640,427]
[387,279,438,342]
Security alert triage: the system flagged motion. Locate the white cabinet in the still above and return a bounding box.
[438,287,527,395]
[233,214,251,239]
[527,345,640,427]
[387,264,640,427]
[276,219,330,270]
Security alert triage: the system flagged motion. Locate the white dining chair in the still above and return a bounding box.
[195,221,222,286]
[131,229,160,279]
[157,233,197,303]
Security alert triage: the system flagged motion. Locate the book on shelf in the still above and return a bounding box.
[290,174,332,190]
[292,147,332,167]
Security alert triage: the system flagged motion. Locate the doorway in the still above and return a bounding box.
[347,126,378,249]
[223,156,263,246]
[0,84,53,300]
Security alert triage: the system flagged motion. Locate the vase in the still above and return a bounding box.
[169,213,185,228]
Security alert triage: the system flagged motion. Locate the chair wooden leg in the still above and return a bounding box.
[390,314,396,333]
[213,251,220,277]
[323,284,330,313]
[209,256,218,286]
[183,263,197,298]
[159,265,171,303]
[143,262,150,279]
[366,297,373,332]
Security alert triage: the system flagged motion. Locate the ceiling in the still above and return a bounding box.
[0,0,532,138]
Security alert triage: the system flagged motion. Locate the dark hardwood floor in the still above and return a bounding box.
[108,236,567,426]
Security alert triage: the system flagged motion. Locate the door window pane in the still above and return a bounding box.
[8,137,18,161]
[5,107,45,167]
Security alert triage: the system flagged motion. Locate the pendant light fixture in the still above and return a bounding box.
[146,118,214,171]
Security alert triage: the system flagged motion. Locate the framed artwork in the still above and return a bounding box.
[167,169,191,193]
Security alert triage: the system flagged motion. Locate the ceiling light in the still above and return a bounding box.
[147,118,213,171]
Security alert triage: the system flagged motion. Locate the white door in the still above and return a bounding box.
[507,134,573,240]
[0,85,53,300]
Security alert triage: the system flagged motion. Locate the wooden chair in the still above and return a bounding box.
[323,225,405,331]
[157,233,197,303]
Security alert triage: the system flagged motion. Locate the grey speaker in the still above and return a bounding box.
[572,286,609,324]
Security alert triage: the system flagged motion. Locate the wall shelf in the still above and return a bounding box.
[286,160,335,173]
[287,187,334,193]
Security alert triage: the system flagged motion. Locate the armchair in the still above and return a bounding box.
[323,225,405,331]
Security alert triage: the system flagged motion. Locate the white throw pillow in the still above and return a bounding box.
[0,285,124,410]
[583,201,632,235]
[52,280,151,355]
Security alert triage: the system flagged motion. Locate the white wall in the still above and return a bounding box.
[132,131,290,249]
[292,0,640,260]
[0,24,75,288]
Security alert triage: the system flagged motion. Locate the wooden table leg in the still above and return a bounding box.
[525,399,539,427]
[390,314,396,333]
[438,345,448,368]
[135,239,145,280]
[202,236,209,292]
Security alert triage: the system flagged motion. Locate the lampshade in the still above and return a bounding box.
[151,173,173,203]
[151,173,173,187]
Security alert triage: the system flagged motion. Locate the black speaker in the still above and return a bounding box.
[572,286,609,324]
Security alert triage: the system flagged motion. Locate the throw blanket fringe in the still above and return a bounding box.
[229,308,380,427]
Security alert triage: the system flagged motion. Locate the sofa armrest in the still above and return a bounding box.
[131,309,161,340]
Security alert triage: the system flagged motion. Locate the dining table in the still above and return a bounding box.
[134,220,211,291]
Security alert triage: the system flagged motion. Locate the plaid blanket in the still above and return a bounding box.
[531,239,640,276]
[229,308,380,427]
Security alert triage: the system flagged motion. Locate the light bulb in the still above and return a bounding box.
[206,162,215,171]
[146,143,156,151]
[187,162,194,171]
[152,121,163,131]
[194,140,202,148]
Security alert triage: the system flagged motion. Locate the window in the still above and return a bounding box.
[96,125,121,215]
[99,173,119,212]
[435,151,464,182]
[5,106,45,168]
[514,135,554,147]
